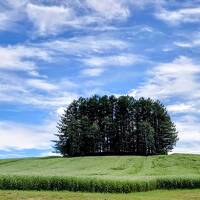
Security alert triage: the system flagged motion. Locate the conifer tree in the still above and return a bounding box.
[54,95,178,156]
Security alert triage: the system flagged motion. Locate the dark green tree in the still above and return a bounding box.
[54,95,178,156]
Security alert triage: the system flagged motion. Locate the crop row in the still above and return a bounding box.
[0,175,200,193]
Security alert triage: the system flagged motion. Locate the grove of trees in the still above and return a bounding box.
[54,95,178,156]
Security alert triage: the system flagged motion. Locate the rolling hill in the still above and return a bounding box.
[0,154,199,179]
[0,154,199,193]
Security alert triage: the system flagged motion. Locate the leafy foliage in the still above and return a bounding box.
[55,95,178,156]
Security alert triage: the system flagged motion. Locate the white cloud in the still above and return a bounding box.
[129,56,200,154]
[172,115,200,154]
[0,120,55,150]
[0,42,80,109]
[84,54,139,67]
[82,68,104,77]
[26,3,75,35]
[0,45,50,73]
[0,72,78,108]
[42,36,129,55]
[25,0,131,36]
[155,7,200,25]
[174,39,200,48]
[174,41,193,48]
[0,13,10,30]
[167,103,195,113]
[0,36,128,75]
[27,79,58,91]
[0,0,27,31]
[81,54,140,77]
[56,107,65,116]
[130,56,200,100]
[85,0,129,20]
[3,0,27,9]
[173,142,200,154]
[39,151,61,157]
[0,0,166,36]
[0,35,129,108]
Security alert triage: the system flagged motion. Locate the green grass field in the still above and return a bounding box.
[0,154,199,179]
[0,189,200,200]
[0,154,199,193]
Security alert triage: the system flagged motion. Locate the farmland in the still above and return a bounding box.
[0,154,199,193]
[0,189,200,200]
[0,154,199,178]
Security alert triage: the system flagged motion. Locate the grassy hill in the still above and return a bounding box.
[0,154,199,193]
[0,154,199,179]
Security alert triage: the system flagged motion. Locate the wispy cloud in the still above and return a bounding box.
[82,68,104,77]
[85,0,129,20]
[0,0,200,156]
[42,35,129,55]
[0,72,78,108]
[0,0,27,31]
[26,79,58,91]
[0,120,55,150]
[26,3,76,35]
[0,13,11,30]
[155,7,200,25]
[173,115,200,153]
[83,54,139,67]
[129,56,200,154]
[81,54,140,76]
[0,34,133,107]
[129,56,200,100]
[0,45,50,75]
[174,39,200,48]
[25,0,131,36]
[167,103,195,113]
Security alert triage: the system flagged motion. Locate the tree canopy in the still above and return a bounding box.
[54,95,178,156]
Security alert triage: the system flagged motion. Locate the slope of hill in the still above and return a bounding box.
[0,154,199,179]
[0,154,199,193]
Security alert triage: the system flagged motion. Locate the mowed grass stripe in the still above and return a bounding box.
[0,154,199,178]
[0,189,200,200]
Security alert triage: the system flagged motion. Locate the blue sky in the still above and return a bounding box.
[0,0,200,158]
